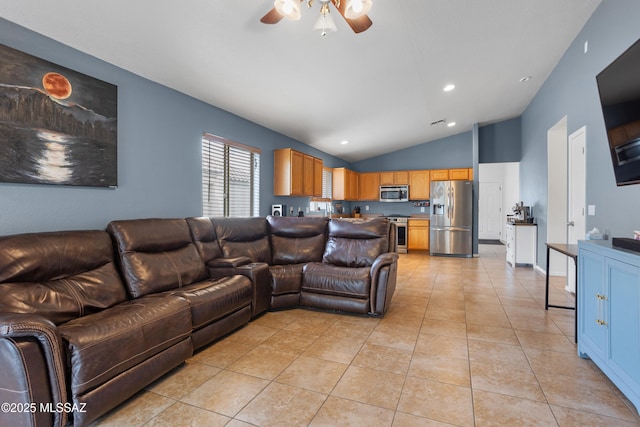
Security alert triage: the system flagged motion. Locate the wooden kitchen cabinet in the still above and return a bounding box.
[333,167,358,201]
[450,168,472,180]
[380,171,409,185]
[273,148,322,196]
[313,157,323,197]
[408,218,430,250]
[430,169,449,181]
[359,172,380,200]
[409,170,430,200]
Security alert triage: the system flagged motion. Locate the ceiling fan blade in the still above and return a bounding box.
[260,7,284,24]
[331,0,373,33]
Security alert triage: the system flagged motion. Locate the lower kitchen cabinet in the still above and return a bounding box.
[578,240,640,414]
[408,218,429,250]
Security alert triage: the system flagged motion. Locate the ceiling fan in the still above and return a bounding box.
[260,0,373,34]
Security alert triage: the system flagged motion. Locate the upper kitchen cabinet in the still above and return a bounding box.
[359,172,380,201]
[430,169,449,181]
[333,167,358,201]
[430,168,473,181]
[273,148,322,197]
[450,168,473,180]
[380,171,409,185]
[409,170,430,200]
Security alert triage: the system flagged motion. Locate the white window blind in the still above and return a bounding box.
[322,167,332,199]
[202,134,260,217]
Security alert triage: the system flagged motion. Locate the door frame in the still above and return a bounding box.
[566,126,587,292]
[547,116,568,277]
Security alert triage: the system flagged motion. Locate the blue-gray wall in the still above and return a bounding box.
[479,117,521,163]
[520,0,640,267]
[0,19,349,235]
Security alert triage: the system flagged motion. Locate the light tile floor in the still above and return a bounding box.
[92,245,640,426]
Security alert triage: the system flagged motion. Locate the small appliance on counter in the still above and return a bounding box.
[272,204,287,216]
[508,201,534,223]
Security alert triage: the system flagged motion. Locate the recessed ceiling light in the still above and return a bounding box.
[443,84,456,92]
[519,76,532,83]
[447,122,456,127]
[341,140,349,145]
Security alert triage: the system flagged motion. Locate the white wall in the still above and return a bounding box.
[479,162,520,243]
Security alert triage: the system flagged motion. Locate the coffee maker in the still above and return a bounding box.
[510,201,533,223]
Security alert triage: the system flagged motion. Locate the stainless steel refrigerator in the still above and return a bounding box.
[430,180,473,257]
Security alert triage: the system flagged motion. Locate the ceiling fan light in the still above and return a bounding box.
[274,0,301,20]
[314,9,337,35]
[344,0,372,19]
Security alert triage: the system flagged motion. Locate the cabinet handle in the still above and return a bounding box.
[596,319,608,326]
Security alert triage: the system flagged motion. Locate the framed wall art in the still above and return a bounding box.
[0,44,117,187]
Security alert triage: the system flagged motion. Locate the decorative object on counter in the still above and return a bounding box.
[413,200,430,207]
[586,227,603,240]
[635,230,640,240]
[353,206,361,217]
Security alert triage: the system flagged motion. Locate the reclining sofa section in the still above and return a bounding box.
[0,215,398,427]
[187,215,399,317]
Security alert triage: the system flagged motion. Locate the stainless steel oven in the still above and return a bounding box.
[387,215,408,253]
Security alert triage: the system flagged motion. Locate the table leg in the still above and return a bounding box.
[545,245,551,310]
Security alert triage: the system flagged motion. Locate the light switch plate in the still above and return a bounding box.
[588,205,596,216]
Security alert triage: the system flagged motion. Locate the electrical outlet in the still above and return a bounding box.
[365,205,369,211]
[588,205,596,216]
[421,207,425,213]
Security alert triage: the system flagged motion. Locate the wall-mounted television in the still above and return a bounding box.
[596,38,640,186]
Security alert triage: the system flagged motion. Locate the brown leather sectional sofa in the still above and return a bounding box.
[0,216,397,427]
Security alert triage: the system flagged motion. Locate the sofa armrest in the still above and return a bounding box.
[369,252,399,316]
[207,256,252,268]
[0,313,68,427]
[207,262,271,318]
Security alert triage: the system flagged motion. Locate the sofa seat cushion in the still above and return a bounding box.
[58,295,191,396]
[169,276,253,330]
[270,264,305,296]
[302,263,371,299]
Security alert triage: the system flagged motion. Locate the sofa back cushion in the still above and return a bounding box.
[212,217,271,264]
[268,216,327,265]
[185,217,224,263]
[108,218,208,298]
[323,218,390,268]
[0,230,128,325]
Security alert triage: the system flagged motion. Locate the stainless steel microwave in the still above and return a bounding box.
[379,185,409,202]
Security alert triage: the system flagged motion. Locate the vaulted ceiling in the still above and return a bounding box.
[0,0,602,161]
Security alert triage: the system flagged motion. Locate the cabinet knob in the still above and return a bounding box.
[596,293,607,301]
[596,319,607,326]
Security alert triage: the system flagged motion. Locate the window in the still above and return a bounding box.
[202,133,260,217]
[310,166,333,215]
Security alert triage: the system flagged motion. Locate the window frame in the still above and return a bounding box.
[202,133,261,218]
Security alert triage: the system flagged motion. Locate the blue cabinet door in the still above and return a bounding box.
[578,248,606,360]
[607,258,640,385]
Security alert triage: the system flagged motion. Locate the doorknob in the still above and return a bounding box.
[567,221,575,226]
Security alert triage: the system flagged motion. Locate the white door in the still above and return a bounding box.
[479,181,502,240]
[566,126,586,292]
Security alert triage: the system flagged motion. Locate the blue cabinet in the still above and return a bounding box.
[578,240,640,413]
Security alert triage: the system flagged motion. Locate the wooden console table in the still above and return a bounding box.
[544,243,578,342]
